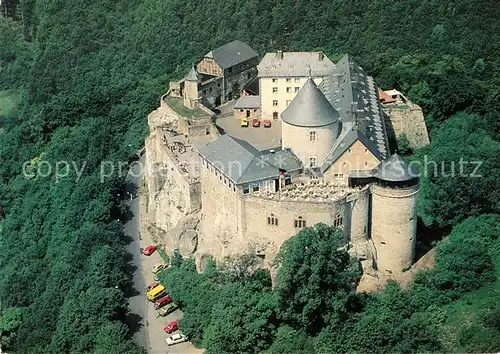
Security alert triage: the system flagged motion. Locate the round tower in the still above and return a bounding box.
[281,78,340,168]
[183,65,199,109]
[370,154,420,278]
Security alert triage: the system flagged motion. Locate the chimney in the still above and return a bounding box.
[277,50,283,60]
[318,51,324,61]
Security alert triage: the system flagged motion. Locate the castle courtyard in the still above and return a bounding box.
[215,115,282,151]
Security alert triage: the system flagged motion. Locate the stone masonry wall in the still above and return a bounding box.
[242,195,349,261]
[197,161,243,262]
[371,183,419,278]
[383,105,430,148]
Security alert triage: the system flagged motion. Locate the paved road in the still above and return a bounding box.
[124,155,149,351]
[124,154,203,353]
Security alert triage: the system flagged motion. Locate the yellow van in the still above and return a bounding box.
[147,284,165,301]
[241,118,249,127]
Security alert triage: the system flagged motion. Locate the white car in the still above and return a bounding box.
[166,333,188,346]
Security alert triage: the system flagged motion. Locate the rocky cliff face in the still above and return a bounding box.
[143,104,201,257]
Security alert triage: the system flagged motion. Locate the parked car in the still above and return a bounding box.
[241,118,249,127]
[154,294,173,309]
[163,320,179,334]
[252,118,261,127]
[146,281,160,292]
[263,119,272,128]
[147,285,166,302]
[143,244,156,256]
[166,333,188,346]
[152,263,167,274]
[157,303,179,317]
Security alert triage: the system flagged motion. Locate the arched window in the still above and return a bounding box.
[267,214,278,226]
[309,131,316,141]
[334,213,343,227]
[295,216,306,228]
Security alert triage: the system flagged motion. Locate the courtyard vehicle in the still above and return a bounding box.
[152,263,167,274]
[166,333,188,346]
[252,118,260,127]
[143,244,156,256]
[263,119,271,128]
[146,281,160,292]
[163,320,178,334]
[154,294,173,309]
[157,303,179,317]
[146,284,166,301]
[241,118,248,127]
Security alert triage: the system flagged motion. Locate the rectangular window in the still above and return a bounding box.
[286,78,291,82]
[273,100,278,106]
[286,87,292,93]
[243,185,250,194]
[267,215,278,226]
[294,217,306,228]
[272,87,278,93]
[272,78,278,83]
[310,157,317,168]
[252,183,260,192]
[309,131,316,141]
[203,89,207,94]
[273,112,279,120]
[294,78,300,83]
[339,173,344,179]
[240,109,243,112]
[294,87,300,93]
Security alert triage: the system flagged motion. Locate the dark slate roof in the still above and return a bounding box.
[184,65,199,81]
[320,54,389,172]
[243,76,259,95]
[282,79,340,127]
[257,51,335,77]
[234,96,260,109]
[204,40,258,70]
[372,154,419,182]
[198,135,302,185]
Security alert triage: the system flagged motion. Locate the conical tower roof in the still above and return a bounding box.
[184,65,199,81]
[372,154,419,182]
[281,78,340,127]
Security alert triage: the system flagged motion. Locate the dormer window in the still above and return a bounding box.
[309,131,316,141]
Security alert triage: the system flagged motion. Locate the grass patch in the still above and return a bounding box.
[164,96,208,118]
[0,89,21,117]
[439,253,500,352]
[388,104,409,110]
[157,247,171,265]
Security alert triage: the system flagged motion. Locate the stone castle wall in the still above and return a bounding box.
[370,183,419,277]
[383,104,430,149]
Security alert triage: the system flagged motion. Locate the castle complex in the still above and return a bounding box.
[144,40,429,286]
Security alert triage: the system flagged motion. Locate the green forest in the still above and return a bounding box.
[0,0,499,352]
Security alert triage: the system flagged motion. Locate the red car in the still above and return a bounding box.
[163,320,178,334]
[154,294,173,309]
[263,119,272,128]
[252,118,261,127]
[146,281,160,292]
[143,244,156,256]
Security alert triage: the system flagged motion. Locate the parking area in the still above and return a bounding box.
[216,115,282,151]
[138,202,203,353]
